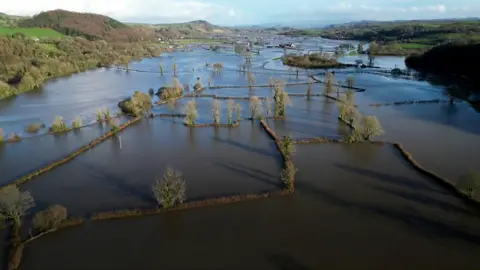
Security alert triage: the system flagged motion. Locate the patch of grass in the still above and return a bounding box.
[398,43,428,49]
[24,123,43,133]
[49,116,69,133]
[0,27,64,38]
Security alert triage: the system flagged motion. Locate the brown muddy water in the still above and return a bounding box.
[1,40,480,270]
[17,143,480,270]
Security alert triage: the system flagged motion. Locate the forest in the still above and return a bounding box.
[0,35,164,99]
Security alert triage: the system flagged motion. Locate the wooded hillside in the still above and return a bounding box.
[19,9,155,42]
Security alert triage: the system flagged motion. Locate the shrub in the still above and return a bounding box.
[338,103,359,125]
[193,77,202,91]
[345,129,364,143]
[0,185,35,226]
[104,108,111,119]
[96,109,104,122]
[160,78,183,100]
[356,115,384,140]
[456,173,480,198]
[281,135,295,158]
[184,100,198,126]
[8,132,21,142]
[72,116,82,129]
[248,72,255,88]
[265,97,273,117]
[212,99,221,125]
[118,91,152,117]
[281,161,297,191]
[50,116,69,133]
[249,96,263,119]
[152,167,186,208]
[109,118,120,133]
[148,88,155,95]
[24,123,43,133]
[227,99,234,125]
[33,205,67,232]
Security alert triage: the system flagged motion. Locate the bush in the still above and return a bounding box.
[118,91,152,117]
[235,103,242,121]
[33,205,67,232]
[0,185,35,226]
[456,173,480,199]
[7,132,21,142]
[109,118,120,133]
[345,89,355,105]
[152,167,186,208]
[50,116,69,133]
[96,109,104,122]
[148,88,155,95]
[72,116,82,129]
[213,63,223,73]
[24,123,43,133]
[338,103,359,124]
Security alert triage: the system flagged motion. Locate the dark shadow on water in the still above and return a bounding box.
[334,163,447,194]
[80,161,154,204]
[212,160,283,188]
[368,184,480,217]
[266,253,310,270]
[212,136,280,160]
[295,181,480,246]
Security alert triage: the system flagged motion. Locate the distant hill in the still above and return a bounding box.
[19,9,155,42]
[0,12,28,27]
[132,20,234,39]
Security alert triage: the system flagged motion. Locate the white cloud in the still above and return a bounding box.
[0,0,239,23]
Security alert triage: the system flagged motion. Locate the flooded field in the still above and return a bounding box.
[1,37,480,270]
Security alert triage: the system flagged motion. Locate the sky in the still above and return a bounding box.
[1,0,480,26]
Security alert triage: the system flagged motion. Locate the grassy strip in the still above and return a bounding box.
[91,190,292,221]
[393,143,480,205]
[294,137,343,144]
[153,113,187,118]
[0,118,141,191]
[208,81,320,90]
[184,121,240,128]
[369,99,454,107]
[310,76,366,91]
[259,120,279,141]
[0,114,125,145]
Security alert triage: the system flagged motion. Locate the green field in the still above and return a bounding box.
[0,27,64,38]
[398,43,429,49]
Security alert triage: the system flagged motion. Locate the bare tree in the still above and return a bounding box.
[357,115,384,140]
[227,99,234,125]
[184,100,198,126]
[33,205,67,232]
[212,99,221,125]
[0,185,35,226]
[249,96,263,119]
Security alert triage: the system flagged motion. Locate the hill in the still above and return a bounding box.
[132,20,234,39]
[0,12,28,27]
[19,9,155,42]
[281,19,480,46]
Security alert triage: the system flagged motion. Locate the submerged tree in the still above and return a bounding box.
[33,205,67,233]
[356,115,384,140]
[0,128,4,143]
[173,63,178,76]
[338,103,359,125]
[184,100,198,126]
[247,72,255,91]
[213,63,223,73]
[0,185,35,226]
[345,89,355,105]
[152,167,186,208]
[249,96,263,119]
[235,103,242,121]
[212,99,221,125]
[306,82,312,100]
[456,173,480,199]
[265,97,273,117]
[159,64,164,75]
[273,80,288,118]
[227,99,234,125]
[193,77,202,91]
[281,161,297,192]
[118,91,152,117]
[50,116,68,133]
[72,116,82,129]
[346,76,355,88]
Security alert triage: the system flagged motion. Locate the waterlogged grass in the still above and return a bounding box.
[398,43,428,49]
[0,27,64,38]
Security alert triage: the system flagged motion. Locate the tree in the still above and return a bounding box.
[33,205,67,232]
[152,167,186,208]
[212,99,221,125]
[249,96,263,119]
[306,82,312,100]
[227,99,234,125]
[0,185,35,226]
[357,43,364,54]
[357,115,384,140]
[235,103,242,121]
[281,135,295,158]
[273,80,286,117]
[456,173,480,198]
[184,100,198,126]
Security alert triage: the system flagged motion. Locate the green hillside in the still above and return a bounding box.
[0,27,64,38]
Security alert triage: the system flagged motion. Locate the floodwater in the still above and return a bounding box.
[1,37,480,270]
[18,144,480,270]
